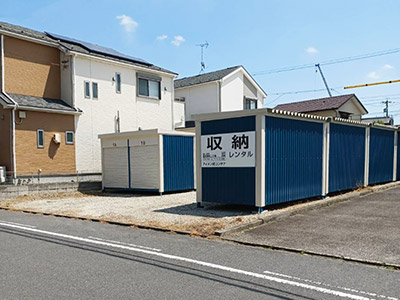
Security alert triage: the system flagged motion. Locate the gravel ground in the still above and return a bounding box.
[0,191,266,235]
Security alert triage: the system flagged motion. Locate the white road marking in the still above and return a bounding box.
[0,221,385,299]
[264,270,398,300]
[0,220,36,228]
[88,236,162,252]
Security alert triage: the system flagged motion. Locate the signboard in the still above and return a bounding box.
[201,131,255,168]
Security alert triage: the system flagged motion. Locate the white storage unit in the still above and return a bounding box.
[0,166,5,183]
[99,129,195,193]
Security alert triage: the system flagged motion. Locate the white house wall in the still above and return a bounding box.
[60,52,72,107]
[339,99,363,121]
[175,82,219,121]
[173,100,185,127]
[73,56,174,173]
[220,71,244,112]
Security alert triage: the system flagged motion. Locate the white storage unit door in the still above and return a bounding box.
[130,145,159,190]
[103,147,129,188]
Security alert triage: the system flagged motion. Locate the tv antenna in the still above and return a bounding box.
[196,41,209,74]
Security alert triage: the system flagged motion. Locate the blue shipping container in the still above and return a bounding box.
[369,128,394,185]
[163,135,194,192]
[201,116,256,206]
[265,116,323,205]
[329,123,365,193]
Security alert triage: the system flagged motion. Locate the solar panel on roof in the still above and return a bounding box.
[45,32,152,66]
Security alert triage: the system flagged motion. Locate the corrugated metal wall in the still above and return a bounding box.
[329,123,365,193]
[102,146,129,189]
[130,145,159,190]
[369,128,394,185]
[201,116,256,206]
[163,135,194,192]
[397,133,400,180]
[265,116,323,205]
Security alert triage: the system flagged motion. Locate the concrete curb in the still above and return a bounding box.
[221,238,400,270]
[0,207,202,237]
[215,181,400,237]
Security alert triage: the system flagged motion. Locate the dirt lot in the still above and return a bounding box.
[0,191,266,236]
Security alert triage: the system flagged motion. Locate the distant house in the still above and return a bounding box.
[361,116,394,125]
[274,94,368,121]
[0,21,178,181]
[174,66,267,127]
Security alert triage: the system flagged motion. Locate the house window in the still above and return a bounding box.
[137,73,161,99]
[37,129,44,148]
[115,72,121,93]
[245,98,257,110]
[339,111,351,119]
[92,82,98,99]
[84,81,90,98]
[66,131,74,145]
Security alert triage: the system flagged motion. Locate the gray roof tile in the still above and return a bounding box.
[8,93,79,113]
[174,66,241,89]
[274,94,366,113]
[0,21,177,75]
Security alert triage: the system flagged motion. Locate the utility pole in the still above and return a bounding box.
[315,64,332,97]
[382,99,392,117]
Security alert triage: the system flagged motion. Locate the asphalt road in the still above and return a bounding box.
[227,187,400,267]
[0,209,398,300]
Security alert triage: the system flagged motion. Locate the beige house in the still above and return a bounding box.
[0,25,79,180]
[274,94,367,121]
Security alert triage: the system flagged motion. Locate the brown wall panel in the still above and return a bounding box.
[14,110,76,175]
[0,107,11,171]
[4,36,61,99]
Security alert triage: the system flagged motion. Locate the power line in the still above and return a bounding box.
[252,47,400,76]
[268,87,343,96]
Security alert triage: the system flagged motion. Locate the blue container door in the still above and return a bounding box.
[201,116,256,206]
[265,116,323,206]
[397,133,400,181]
[369,128,394,185]
[329,123,365,193]
[163,135,194,192]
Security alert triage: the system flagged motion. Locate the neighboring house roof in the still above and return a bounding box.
[0,21,55,43]
[174,66,241,89]
[7,93,81,113]
[0,21,177,76]
[274,94,368,114]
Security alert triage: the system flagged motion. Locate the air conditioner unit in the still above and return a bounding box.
[0,166,6,183]
[53,133,61,144]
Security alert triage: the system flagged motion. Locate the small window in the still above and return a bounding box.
[245,98,257,110]
[115,73,121,93]
[92,82,98,99]
[37,129,44,148]
[66,131,74,145]
[84,81,90,98]
[138,78,161,99]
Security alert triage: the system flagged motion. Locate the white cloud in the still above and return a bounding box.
[305,46,319,54]
[116,14,138,33]
[157,34,168,41]
[367,64,396,80]
[383,64,394,69]
[171,35,185,46]
[367,71,380,79]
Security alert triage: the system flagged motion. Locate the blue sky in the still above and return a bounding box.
[2,0,400,121]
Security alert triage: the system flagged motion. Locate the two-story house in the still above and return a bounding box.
[174,66,267,127]
[0,22,178,181]
[0,22,80,180]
